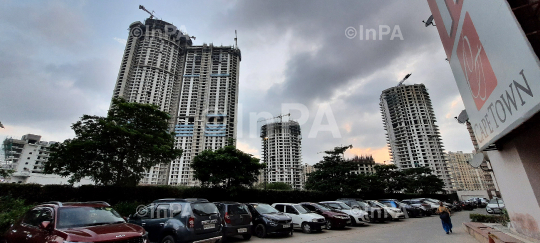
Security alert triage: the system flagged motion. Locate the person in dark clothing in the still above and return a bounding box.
[437,202,453,234]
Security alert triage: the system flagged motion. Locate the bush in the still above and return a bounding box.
[113,201,146,217]
[470,213,505,223]
[266,182,293,191]
[0,196,34,235]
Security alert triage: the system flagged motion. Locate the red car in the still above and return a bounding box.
[299,202,350,230]
[3,201,148,243]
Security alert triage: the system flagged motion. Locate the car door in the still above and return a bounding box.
[145,204,171,242]
[285,206,301,228]
[15,208,45,243]
[33,207,55,243]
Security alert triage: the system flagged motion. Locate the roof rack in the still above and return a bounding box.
[41,201,63,206]
[62,201,111,206]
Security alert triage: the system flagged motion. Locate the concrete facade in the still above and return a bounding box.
[349,155,377,175]
[112,19,241,186]
[447,151,495,192]
[260,120,303,189]
[379,84,452,190]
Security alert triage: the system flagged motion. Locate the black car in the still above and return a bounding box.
[246,203,293,238]
[336,198,387,223]
[128,198,222,243]
[214,202,253,241]
[400,199,432,216]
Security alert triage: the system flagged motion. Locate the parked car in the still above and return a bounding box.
[336,198,384,223]
[367,200,405,220]
[4,201,148,243]
[245,203,293,238]
[272,203,326,233]
[486,198,505,214]
[128,198,222,243]
[299,202,350,230]
[460,201,475,211]
[379,199,422,218]
[400,199,432,216]
[411,198,438,213]
[320,200,371,224]
[214,202,252,241]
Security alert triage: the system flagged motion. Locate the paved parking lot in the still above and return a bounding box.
[225,208,487,243]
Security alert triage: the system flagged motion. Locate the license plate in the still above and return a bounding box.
[283,223,291,228]
[237,228,247,233]
[203,224,215,230]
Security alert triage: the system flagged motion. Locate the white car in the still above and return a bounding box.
[368,200,405,220]
[319,201,369,225]
[272,203,326,233]
[486,198,505,214]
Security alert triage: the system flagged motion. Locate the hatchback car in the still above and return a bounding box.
[213,202,252,241]
[272,203,325,233]
[4,201,148,243]
[299,202,350,230]
[379,199,422,218]
[367,200,405,220]
[245,203,293,238]
[128,198,222,243]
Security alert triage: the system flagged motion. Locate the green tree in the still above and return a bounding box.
[0,169,14,179]
[266,182,293,191]
[305,145,359,192]
[401,167,444,194]
[191,143,265,190]
[44,98,182,186]
[372,164,406,193]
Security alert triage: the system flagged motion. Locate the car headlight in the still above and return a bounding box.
[266,218,278,226]
[312,218,320,222]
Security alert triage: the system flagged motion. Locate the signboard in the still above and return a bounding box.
[427,0,540,151]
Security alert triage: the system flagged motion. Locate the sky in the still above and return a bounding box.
[0,0,475,165]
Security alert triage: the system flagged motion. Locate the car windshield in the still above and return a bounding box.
[348,201,361,207]
[410,200,422,204]
[381,202,393,207]
[294,205,309,214]
[357,201,369,208]
[489,199,504,204]
[337,202,352,209]
[371,201,386,207]
[192,203,219,216]
[254,204,280,214]
[425,199,439,203]
[315,204,331,211]
[57,207,124,228]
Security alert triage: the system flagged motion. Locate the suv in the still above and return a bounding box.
[299,202,350,230]
[213,202,252,241]
[272,203,326,233]
[401,199,432,216]
[3,201,148,243]
[128,198,222,243]
[245,203,293,238]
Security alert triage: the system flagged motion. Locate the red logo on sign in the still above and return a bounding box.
[456,12,498,110]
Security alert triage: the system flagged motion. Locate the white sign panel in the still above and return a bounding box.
[427,0,540,151]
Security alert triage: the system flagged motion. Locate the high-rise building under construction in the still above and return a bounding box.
[112,18,241,185]
[379,83,452,190]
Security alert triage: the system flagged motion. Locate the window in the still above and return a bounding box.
[285,206,298,214]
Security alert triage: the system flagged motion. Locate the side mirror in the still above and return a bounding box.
[39,221,51,230]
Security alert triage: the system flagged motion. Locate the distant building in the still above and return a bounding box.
[349,155,377,175]
[380,83,452,190]
[302,163,316,183]
[112,18,241,186]
[260,120,303,189]
[2,134,92,185]
[446,151,496,192]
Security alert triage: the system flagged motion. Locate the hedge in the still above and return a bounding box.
[470,213,505,223]
[0,183,457,206]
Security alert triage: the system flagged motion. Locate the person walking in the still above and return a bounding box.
[437,202,453,234]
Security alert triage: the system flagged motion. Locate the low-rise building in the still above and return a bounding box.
[349,155,377,175]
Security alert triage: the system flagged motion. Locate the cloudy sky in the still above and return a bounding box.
[0,0,474,165]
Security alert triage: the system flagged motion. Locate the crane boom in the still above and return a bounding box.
[139,5,155,19]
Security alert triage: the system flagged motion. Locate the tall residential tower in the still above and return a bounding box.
[112,18,241,185]
[379,83,452,190]
[260,120,303,189]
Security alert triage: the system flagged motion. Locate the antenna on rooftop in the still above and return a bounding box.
[422,15,436,27]
[234,30,238,48]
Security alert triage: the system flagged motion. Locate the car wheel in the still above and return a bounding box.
[255,224,267,238]
[289,229,294,236]
[161,235,175,243]
[350,216,357,226]
[242,234,252,240]
[301,222,311,233]
[325,220,333,230]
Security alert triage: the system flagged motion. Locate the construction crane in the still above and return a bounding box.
[139,5,155,19]
[257,113,291,124]
[396,73,412,87]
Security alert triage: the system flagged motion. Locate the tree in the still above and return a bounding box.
[401,167,444,194]
[266,182,293,191]
[305,145,359,192]
[191,142,265,190]
[0,169,13,179]
[44,98,182,186]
